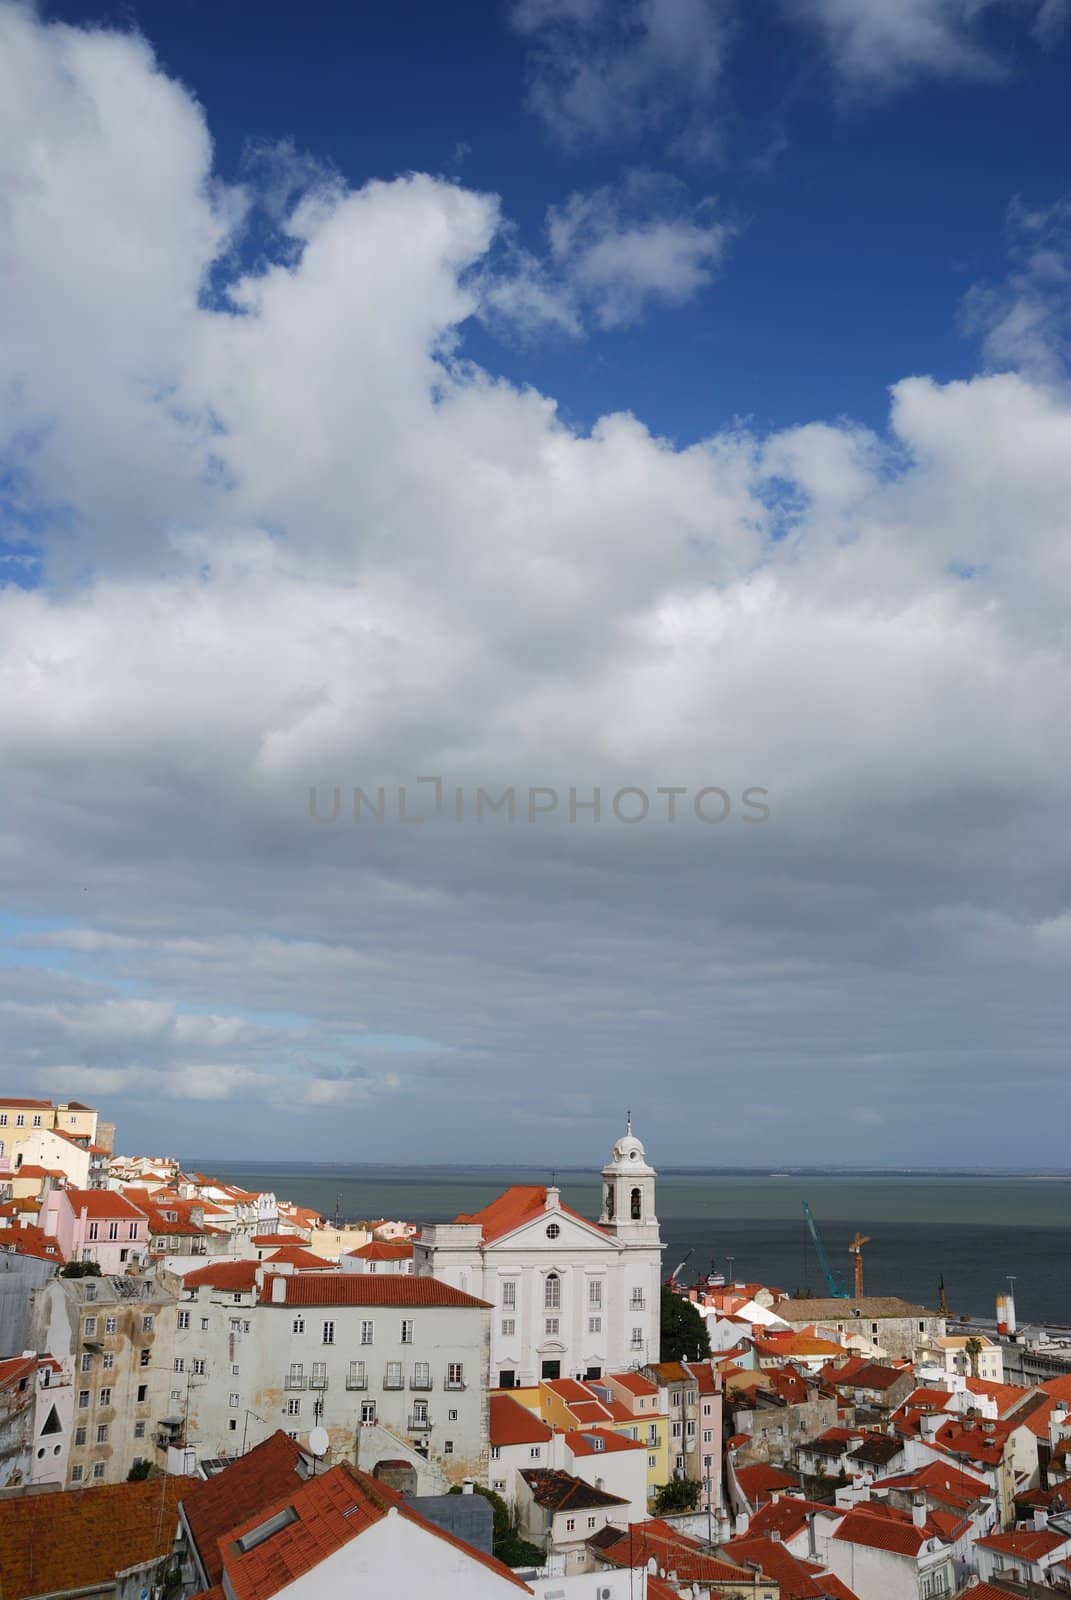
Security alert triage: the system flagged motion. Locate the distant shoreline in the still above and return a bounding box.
[185,1160,1071,1179]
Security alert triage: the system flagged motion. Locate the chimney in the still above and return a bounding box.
[920,1413,940,1441]
[807,1511,817,1557]
[735,1511,750,1536]
[770,1529,782,1543]
[912,1494,927,1530]
[1033,1508,1048,1531]
[271,1275,287,1304]
[545,1187,560,1211]
[462,1478,474,1495]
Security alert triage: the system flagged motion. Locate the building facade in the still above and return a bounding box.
[414,1123,663,1387]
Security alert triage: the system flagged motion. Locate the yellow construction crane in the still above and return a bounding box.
[848,1232,871,1298]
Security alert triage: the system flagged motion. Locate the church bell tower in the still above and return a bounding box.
[599,1116,659,1246]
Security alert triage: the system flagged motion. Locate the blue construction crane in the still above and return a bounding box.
[802,1201,850,1298]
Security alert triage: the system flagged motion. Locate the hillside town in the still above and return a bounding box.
[3,1095,1071,1600]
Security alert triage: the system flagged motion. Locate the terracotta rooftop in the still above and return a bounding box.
[976,1527,1070,1558]
[184,1260,261,1293]
[347,1239,414,1260]
[259,1273,490,1309]
[63,1188,148,1220]
[455,1184,607,1244]
[217,1460,532,1599]
[181,1432,309,1587]
[735,1461,803,1505]
[595,1519,757,1586]
[0,1476,186,1599]
[490,1392,554,1448]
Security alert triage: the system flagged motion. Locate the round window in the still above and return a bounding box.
[546,1223,560,1240]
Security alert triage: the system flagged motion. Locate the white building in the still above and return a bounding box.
[414,1122,662,1388]
[173,1266,490,1487]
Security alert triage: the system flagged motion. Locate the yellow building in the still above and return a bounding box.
[502,1374,669,1503]
[0,1097,55,1166]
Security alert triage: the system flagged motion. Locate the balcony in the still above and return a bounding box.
[408,1414,432,1432]
[284,1375,306,1391]
[409,1376,433,1391]
[444,1380,465,1392]
[383,1376,404,1391]
[345,1373,368,1391]
[308,1375,328,1391]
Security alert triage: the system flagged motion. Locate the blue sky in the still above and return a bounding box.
[1,0,1070,1166]
[37,0,1071,439]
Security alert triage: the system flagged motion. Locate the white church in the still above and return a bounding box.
[413,1121,663,1387]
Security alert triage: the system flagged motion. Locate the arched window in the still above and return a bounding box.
[630,1187,642,1220]
[605,1186,615,1220]
[545,1272,561,1310]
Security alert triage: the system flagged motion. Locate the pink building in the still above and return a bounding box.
[41,1189,149,1273]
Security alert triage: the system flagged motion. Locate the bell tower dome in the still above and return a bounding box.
[599,1115,658,1244]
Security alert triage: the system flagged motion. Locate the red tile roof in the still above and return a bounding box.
[934,1414,1014,1466]
[565,1428,646,1456]
[260,1273,491,1309]
[596,1519,757,1585]
[608,1370,659,1397]
[976,1527,1070,1558]
[63,1188,148,1220]
[218,1460,531,1598]
[455,1184,607,1244]
[0,1355,37,1393]
[875,1460,990,1510]
[252,1234,311,1247]
[735,1462,803,1505]
[265,1246,333,1270]
[0,1476,187,1599]
[724,1535,862,1599]
[347,1239,414,1260]
[181,1432,309,1586]
[184,1260,261,1292]
[490,1393,554,1448]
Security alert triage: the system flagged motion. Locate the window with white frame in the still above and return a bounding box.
[446,1362,464,1389]
[287,1398,300,1416]
[361,1320,374,1345]
[322,1320,335,1344]
[229,1392,239,1407]
[502,1318,515,1336]
[589,1279,603,1308]
[588,1317,601,1334]
[400,1319,414,1344]
[293,1317,305,1334]
[502,1280,517,1310]
[178,1311,190,1329]
[544,1273,561,1310]
[385,1361,403,1389]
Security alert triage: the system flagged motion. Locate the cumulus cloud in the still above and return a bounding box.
[783,0,1067,91]
[1,4,1070,1162]
[478,172,732,335]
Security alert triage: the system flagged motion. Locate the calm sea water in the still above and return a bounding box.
[193,1164,1071,1327]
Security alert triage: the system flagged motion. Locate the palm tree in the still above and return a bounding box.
[965,1337,983,1378]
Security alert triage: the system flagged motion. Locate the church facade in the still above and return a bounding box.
[413,1122,663,1388]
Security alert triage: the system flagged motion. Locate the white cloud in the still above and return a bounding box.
[784,0,1067,90]
[510,0,729,157]
[547,172,732,328]
[479,172,732,335]
[1,4,1071,1160]
[962,193,1071,383]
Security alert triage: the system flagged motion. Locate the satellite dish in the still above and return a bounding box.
[309,1426,330,1459]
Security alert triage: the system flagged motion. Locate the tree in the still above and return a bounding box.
[127,1460,152,1481]
[660,1285,712,1362]
[448,1482,544,1568]
[652,1478,701,1514]
[61,1260,101,1278]
[965,1337,983,1377]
